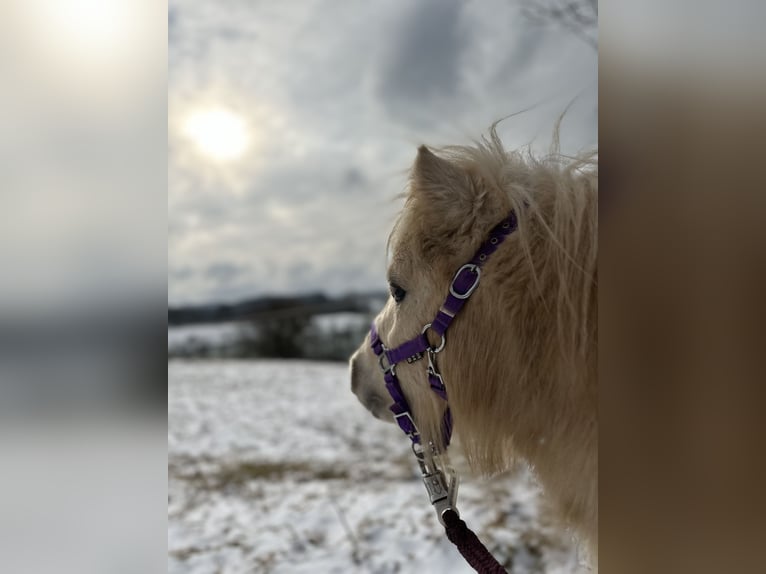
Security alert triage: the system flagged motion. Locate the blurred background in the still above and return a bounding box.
[1,1,166,573]
[167,1,596,572]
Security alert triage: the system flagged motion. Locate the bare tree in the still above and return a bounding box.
[522,0,598,50]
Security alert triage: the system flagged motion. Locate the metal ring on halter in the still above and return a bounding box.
[421,323,446,354]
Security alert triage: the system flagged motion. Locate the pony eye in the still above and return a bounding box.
[389,282,407,303]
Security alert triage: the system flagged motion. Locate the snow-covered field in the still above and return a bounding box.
[168,360,586,573]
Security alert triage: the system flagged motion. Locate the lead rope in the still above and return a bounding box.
[412,441,507,573]
[443,510,507,574]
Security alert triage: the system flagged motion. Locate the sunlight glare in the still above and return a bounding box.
[26,0,139,62]
[183,109,250,161]
[13,0,161,110]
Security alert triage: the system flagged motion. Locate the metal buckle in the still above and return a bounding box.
[449,264,481,300]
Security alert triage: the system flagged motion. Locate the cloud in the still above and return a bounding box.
[204,262,246,285]
[377,0,465,123]
[168,0,597,304]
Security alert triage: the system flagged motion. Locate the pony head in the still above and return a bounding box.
[350,130,598,543]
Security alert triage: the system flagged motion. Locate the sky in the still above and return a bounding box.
[168,0,597,305]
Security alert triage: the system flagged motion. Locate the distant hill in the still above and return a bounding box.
[168,292,387,326]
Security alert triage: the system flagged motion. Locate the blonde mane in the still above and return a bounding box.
[439,129,598,384]
[393,129,597,547]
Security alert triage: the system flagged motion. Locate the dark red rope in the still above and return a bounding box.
[442,510,507,573]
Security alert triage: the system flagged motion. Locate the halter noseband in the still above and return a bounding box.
[369,209,519,448]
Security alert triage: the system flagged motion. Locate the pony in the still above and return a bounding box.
[349,128,598,562]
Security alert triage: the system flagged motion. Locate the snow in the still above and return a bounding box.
[312,312,370,333]
[167,322,243,352]
[168,360,586,573]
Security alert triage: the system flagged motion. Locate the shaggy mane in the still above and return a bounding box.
[440,128,598,378]
[385,127,598,552]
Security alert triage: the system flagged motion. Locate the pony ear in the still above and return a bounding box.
[412,146,473,204]
[409,146,506,261]
[411,146,482,239]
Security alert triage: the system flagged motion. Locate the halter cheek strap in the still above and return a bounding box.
[369,209,519,447]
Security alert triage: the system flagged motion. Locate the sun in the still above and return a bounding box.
[183,108,250,161]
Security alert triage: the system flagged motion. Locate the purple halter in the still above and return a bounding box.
[370,209,519,448]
